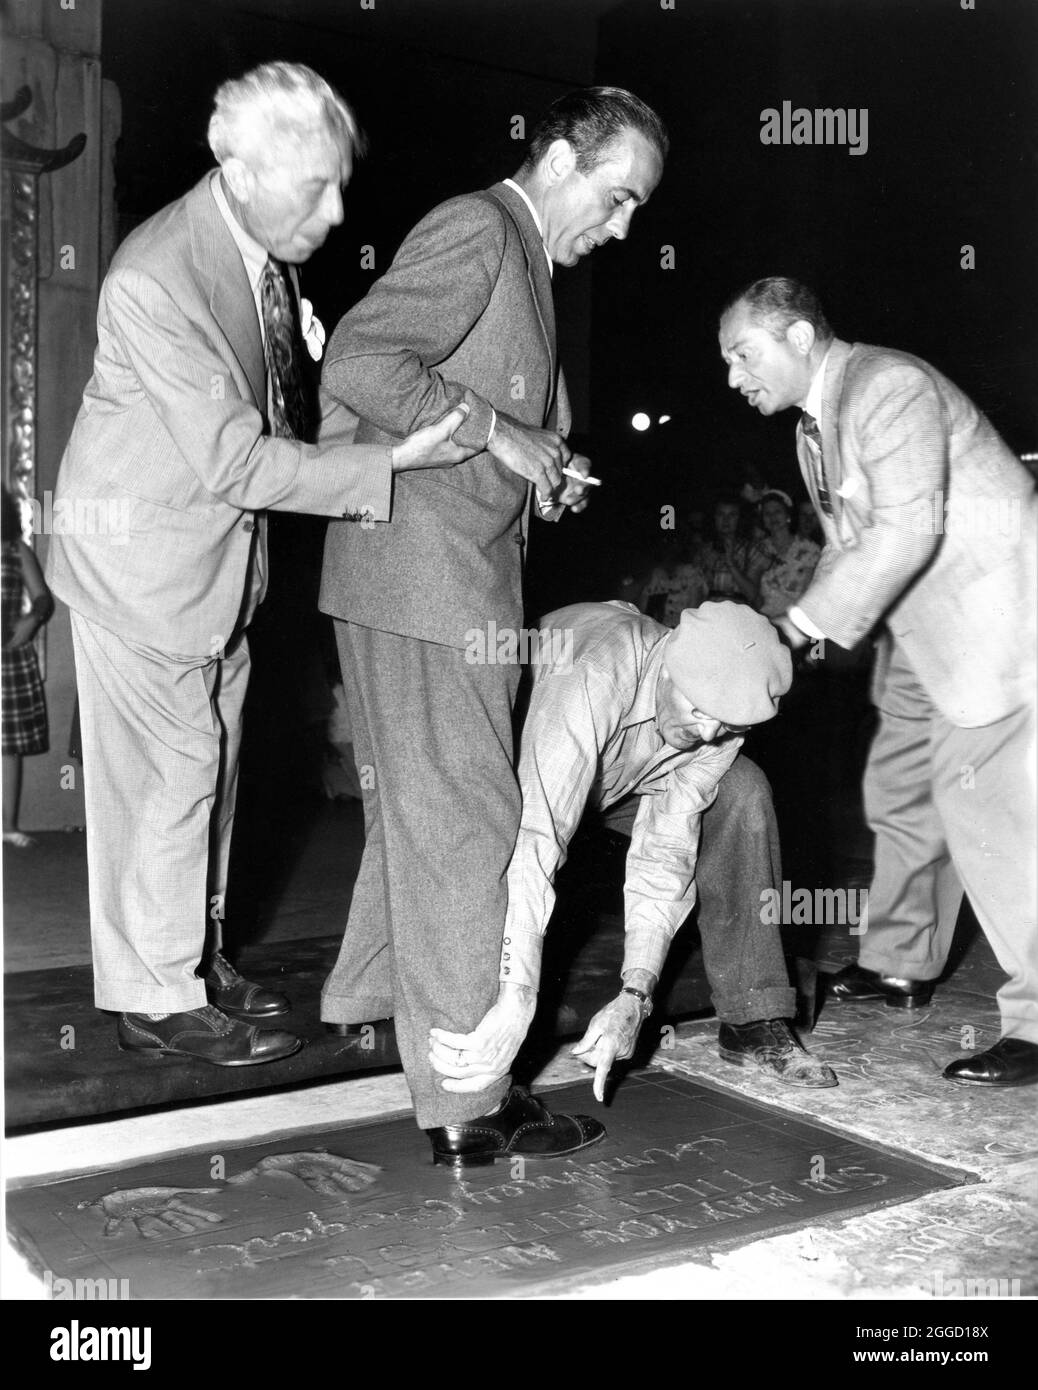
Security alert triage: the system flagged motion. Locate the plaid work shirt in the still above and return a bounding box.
[500,601,741,990]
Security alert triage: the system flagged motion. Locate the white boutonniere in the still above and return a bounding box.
[300,298,326,362]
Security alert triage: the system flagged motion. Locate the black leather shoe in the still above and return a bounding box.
[718,1018,838,1087]
[943,1038,1038,1087]
[118,1006,302,1067]
[202,950,290,1021]
[426,1084,606,1168]
[826,962,935,1010]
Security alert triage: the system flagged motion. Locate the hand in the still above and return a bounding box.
[82,1186,224,1240]
[429,984,538,1093]
[391,404,474,471]
[571,992,646,1102]
[3,617,39,651]
[228,1151,381,1196]
[488,415,570,499]
[556,453,594,514]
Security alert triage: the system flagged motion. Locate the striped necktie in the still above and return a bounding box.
[260,258,314,442]
[800,411,832,517]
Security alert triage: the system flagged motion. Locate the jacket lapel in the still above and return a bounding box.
[486,182,557,386]
[186,173,266,409]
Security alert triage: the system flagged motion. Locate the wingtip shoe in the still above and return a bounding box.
[202,950,291,1021]
[426,1084,606,1168]
[118,1005,302,1066]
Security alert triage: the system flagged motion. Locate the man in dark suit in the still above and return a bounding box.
[320,88,668,1164]
[47,63,471,1066]
[720,276,1038,1087]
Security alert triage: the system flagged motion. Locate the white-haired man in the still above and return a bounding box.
[47,63,471,1065]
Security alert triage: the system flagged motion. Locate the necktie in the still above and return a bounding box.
[800,411,832,517]
[260,258,314,442]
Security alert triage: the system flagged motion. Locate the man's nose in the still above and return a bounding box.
[322,183,345,226]
[694,719,723,744]
[606,202,635,241]
[727,361,745,390]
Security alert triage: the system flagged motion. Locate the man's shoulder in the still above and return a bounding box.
[841,340,956,398]
[407,185,512,245]
[106,179,203,281]
[539,601,666,665]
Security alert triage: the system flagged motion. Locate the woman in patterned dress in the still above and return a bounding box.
[756,489,821,618]
[2,486,53,847]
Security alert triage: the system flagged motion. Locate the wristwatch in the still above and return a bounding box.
[621,985,653,1018]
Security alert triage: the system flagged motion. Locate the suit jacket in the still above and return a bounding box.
[797,338,1037,727]
[319,181,571,650]
[46,172,393,657]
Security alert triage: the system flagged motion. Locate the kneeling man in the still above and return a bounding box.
[429,599,836,1142]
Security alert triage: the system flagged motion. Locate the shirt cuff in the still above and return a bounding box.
[787,604,827,641]
[499,926,542,990]
[620,927,672,984]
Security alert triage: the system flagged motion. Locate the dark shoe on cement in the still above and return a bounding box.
[426,1083,606,1169]
[718,1018,838,1087]
[943,1037,1038,1088]
[202,949,291,1021]
[118,1005,302,1067]
[827,962,934,1010]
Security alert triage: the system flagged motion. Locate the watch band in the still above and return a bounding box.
[622,985,652,1015]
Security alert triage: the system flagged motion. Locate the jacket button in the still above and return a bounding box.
[513,532,523,545]
[243,519,255,533]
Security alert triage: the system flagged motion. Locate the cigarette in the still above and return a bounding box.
[562,467,602,486]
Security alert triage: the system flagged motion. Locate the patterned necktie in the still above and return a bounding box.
[800,411,833,517]
[260,258,314,441]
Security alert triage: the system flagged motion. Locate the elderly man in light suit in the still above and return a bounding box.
[47,63,471,1066]
[319,88,667,1165]
[721,276,1038,1087]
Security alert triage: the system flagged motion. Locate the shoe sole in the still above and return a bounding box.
[830,991,933,1010]
[118,1038,304,1067]
[944,1073,1038,1088]
[213,1004,293,1022]
[431,1128,607,1169]
[718,1046,839,1087]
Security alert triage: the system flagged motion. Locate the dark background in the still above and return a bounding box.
[103,0,1038,610]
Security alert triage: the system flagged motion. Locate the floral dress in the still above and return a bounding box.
[757,534,822,618]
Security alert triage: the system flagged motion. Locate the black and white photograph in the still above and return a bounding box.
[1,0,1035,1336]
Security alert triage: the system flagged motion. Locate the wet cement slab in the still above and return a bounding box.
[7,1071,965,1300]
[649,927,1038,1183]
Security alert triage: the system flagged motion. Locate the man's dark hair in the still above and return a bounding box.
[523,86,669,174]
[725,276,832,343]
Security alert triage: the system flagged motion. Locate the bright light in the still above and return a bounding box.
[658,414,672,425]
[631,412,651,432]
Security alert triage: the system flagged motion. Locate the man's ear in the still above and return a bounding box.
[542,138,578,186]
[220,157,254,205]
[785,319,817,357]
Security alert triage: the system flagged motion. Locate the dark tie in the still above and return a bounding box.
[800,411,832,517]
[260,258,314,442]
